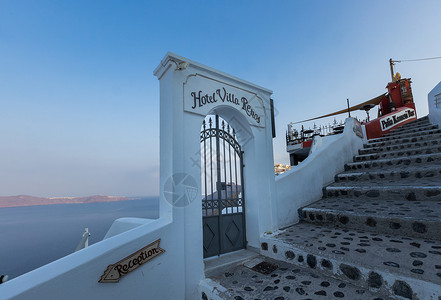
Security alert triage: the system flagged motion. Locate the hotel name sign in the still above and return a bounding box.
[99,239,165,283]
[184,75,265,128]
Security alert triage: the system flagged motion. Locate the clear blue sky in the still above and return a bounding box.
[1,1,440,197]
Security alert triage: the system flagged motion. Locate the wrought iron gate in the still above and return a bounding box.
[201,115,246,258]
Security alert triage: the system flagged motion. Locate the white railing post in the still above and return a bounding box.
[75,228,91,252]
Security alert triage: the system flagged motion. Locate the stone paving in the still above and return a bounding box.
[359,140,441,155]
[369,128,441,143]
[384,124,439,137]
[354,145,441,161]
[207,256,391,300]
[301,198,441,239]
[263,223,441,285]
[324,184,441,203]
[337,165,441,181]
[363,132,441,148]
[203,116,441,299]
[346,153,441,171]
[271,116,441,299]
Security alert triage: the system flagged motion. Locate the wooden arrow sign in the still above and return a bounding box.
[99,239,165,283]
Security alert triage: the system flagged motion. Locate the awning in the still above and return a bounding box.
[293,93,387,124]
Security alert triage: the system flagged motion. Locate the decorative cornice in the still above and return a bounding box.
[153,52,273,96]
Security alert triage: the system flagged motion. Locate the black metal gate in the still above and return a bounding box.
[201,115,246,258]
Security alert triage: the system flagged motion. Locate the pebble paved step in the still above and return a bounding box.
[355,144,441,161]
[336,165,441,182]
[279,116,441,299]
[261,223,441,299]
[323,186,441,203]
[386,121,431,133]
[379,120,436,133]
[364,132,441,149]
[299,198,441,240]
[359,139,441,155]
[388,118,430,132]
[368,127,441,144]
[379,124,434,139]
[205,255,392,300]
[345,152,441,171]
[389,116,429,127]
[382,124,439,138]
[324,180,441,202]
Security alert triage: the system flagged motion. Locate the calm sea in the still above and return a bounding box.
[0,198,159,280]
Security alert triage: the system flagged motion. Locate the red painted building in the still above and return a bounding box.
[365,75,417,139]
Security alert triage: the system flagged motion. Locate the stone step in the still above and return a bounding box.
[378,122,432,137]
[355,144,441,162]
[407,115,429,123]
[417,115,429,121]
[336,165,441,182]
[392,119,431,131]
[359,138,441,155]
[380,121,432,137]
[299,197,441,240]
[346,152,441,171]
[391,116,430,130]
[387,117,431,128]
[261,222,441,299]
[399,115,429,123]
[381,124,439,139]
[368,127,441,144]
[364,132,441,149]
[203,255,391,300]
[323,180,441,202]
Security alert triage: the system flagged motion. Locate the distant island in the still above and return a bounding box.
[0,195,140,208]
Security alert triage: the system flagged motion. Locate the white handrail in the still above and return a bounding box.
[0,275,8,284]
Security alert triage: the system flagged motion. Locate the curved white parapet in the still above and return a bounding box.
[428,81,441,127]
[275,117,364,228]
[0,217,186,300]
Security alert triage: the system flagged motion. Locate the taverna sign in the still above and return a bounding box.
[380,108,416,131]
[184,74,265,128]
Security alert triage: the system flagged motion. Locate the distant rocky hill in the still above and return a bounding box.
[204,183,242,200]
[0,195,131,208]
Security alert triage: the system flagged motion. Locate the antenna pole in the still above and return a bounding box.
[389,58,395,81]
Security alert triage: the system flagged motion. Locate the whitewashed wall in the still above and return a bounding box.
[428,81,441,127]
[275,118,363,228]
